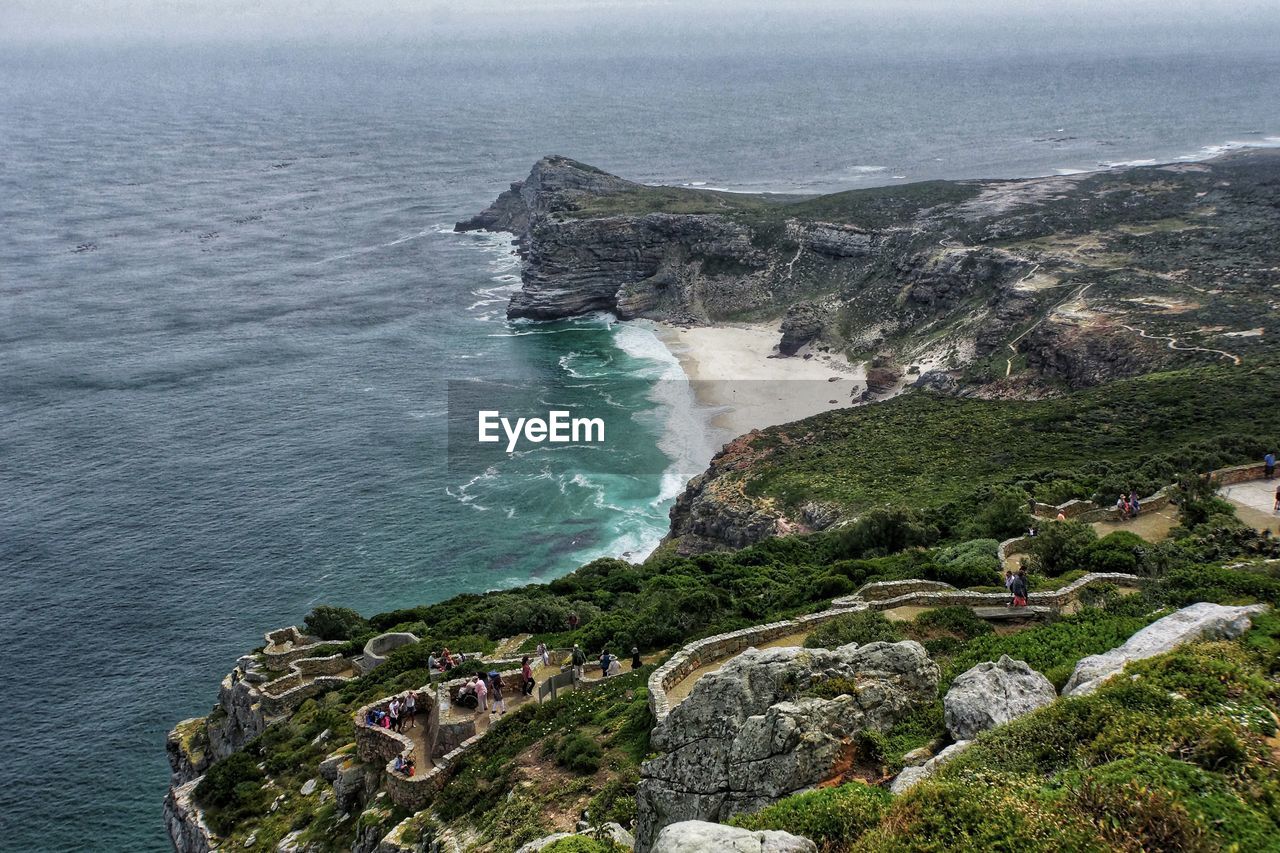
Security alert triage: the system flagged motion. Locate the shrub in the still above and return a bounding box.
[555,733,603,775]
[587,774,638,828]
[729,782,891,850]
[832,507,939,559]
[193,752,262,810]
[966,489,1033,540]
[303,605,369,641]
[1067,776,1208,852]
[1028,521,1098,576]
[929,538,1001,587]
[804,611,903,649]
[910,606,994,641]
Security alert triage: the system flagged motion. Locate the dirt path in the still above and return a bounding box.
[1115,322,1241,365]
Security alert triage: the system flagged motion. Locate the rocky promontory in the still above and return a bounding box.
[460,151,1280,392]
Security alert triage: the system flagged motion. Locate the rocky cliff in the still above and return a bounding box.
[460,151,1280,390]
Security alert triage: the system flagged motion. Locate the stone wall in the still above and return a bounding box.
[648,572,1147,720]
[262,626,345,671]
[257,653,356,717]
[357,632,420,675]
[1214,462,1266,486]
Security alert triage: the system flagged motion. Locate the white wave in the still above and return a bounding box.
[847,165,887,173]
[313,226,432,264]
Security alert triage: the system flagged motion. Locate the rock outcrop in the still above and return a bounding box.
[163,778,217,853]
[943,655,1057,740]
[634,641,939,851]
[1063,602,1269,696]
[651,821,816,853]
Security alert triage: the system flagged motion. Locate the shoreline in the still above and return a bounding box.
[648,320,866,441]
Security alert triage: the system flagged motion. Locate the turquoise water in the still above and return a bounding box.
[2,29,1280,851]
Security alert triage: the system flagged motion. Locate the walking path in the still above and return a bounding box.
[1220,479,1280,536]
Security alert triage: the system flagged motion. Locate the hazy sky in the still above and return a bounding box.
[5,0,1280,47]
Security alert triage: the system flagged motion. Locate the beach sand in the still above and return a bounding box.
[652,321,865,439]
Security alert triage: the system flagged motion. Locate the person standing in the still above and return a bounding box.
[404,692,417,730]
[388,697,401,732]
[1128,490,1141,518]
[571,644,586,683]
[489,671,506,716]
[1265,451,1276,480]
[631,646,642,670]
[1011,569,1029,607]
[537,642,550,668]
[521,656,535,696]
[472,674,488,713]
[1004,570,1016,606]
[599,651,611,679]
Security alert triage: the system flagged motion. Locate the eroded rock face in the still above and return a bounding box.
[635,642,939,851]
[1063,602,1269,696]
[944,655,1057,740]
[651,821,816,853]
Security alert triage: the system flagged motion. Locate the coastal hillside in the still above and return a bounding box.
[458,152,1280,392]
[166,354,1280,852]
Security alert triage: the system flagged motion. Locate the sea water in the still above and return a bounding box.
[2,32,1279,851]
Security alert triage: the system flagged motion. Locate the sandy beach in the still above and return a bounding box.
[652,321,865,439]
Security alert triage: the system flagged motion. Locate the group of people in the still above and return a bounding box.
[457,670,510,715]
[364,692,418,733]
[1114,489,1142,519]
[1004,567,1030,607]
[426,647,469,674]
[569,644,642,682]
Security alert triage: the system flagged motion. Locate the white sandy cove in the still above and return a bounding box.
[652,321,865,440]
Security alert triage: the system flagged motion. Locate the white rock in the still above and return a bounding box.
[889,740,972,795]
[1063,602,1269,696]
[944,655,1056,740]
[651,821,816,853]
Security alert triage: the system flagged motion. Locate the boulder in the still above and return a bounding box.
[635,641,939,850]
[1063,602,1269,696]
[517,823,634,853]
[889,740,972,795]
[944,655,1056,740]
[651,821,815,853]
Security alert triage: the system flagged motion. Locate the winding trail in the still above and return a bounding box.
[1115,322,1241,365]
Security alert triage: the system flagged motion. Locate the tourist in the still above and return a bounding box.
[538,642,550,668]
[1266,451,1276,480]
[1004,570,1015,606]
[568,611,580,631]
[393,754,405,773]
[631,646,642,670]
[1011,569,1029,607]
[403,756,415,776]
[1056,510,1067,521]
[441,647,455,670]
[571,644,586,683]
[404,692,417,730]
[365,709,377,727]
[1273,484,1279,513]
[489,671,506,715]
[472,674,488,713]
[607,655,623,677]
[1128,490,1141,519]
[388,697,401,732]
[599,650,612,678]
[427,651,440,672]
[1115,493,1127,517]
[521,656,535,696]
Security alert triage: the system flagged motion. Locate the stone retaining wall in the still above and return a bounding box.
[262,626,345,671]
[357,632,420,675]
[258,653,356,717]
[850,580,956,601]
[648,572,1146,720]
[1214,462,1266,486]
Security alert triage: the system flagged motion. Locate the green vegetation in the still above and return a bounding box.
[728,782,892,850]
[738,364,1278,518]
[804,611,902,649]
[303,605,370,641]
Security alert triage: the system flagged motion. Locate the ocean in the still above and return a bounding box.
[2,30,1279,851]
